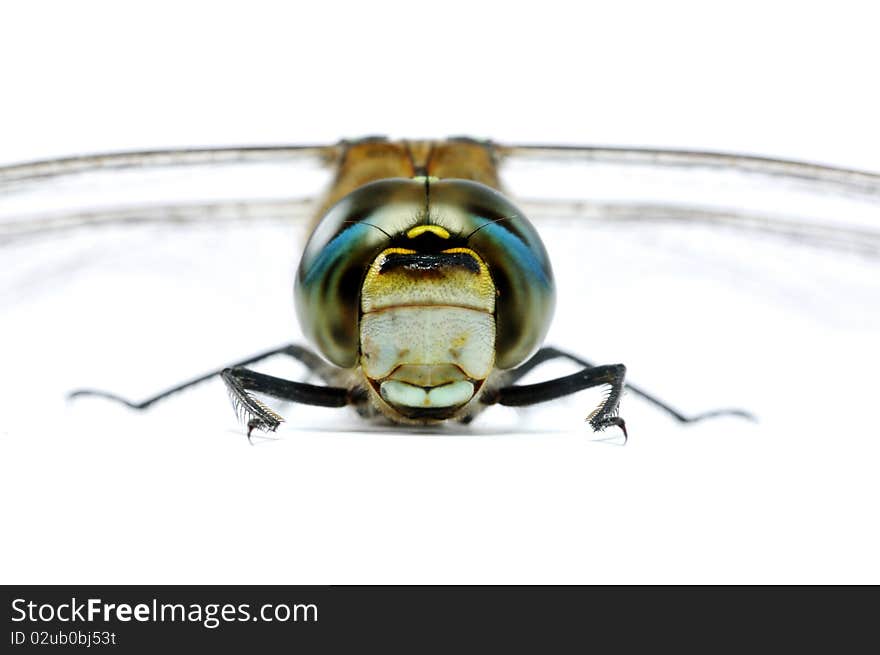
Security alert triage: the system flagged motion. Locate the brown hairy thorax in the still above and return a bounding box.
[312,138,502,229]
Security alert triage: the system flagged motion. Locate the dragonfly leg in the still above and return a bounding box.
[220,368,349,438]
[499,346,755,425]
[486,363,628,439]
[68,343,332,410]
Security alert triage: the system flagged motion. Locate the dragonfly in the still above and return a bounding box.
[2,137,879,442]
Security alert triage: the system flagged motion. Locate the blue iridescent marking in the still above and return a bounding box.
[479,221,551,287]
[302,223,376,289]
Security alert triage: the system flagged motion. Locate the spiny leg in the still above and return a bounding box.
[68,343,333,410]
[221,368,349,438]
[486,363,628,440]
[505,346,755,424]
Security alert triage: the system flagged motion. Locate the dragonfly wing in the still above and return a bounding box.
[498,144,880,255]
[0,144,339,305]
[0,198,320,244]
[0,144,340,244]
[0,145,338,366]
[0,144,339,189]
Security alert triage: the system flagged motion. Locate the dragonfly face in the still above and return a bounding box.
[295,176,555,422]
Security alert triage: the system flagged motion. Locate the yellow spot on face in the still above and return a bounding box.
[407,224,450,240]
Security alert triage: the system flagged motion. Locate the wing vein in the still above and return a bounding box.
[498,144,880,196]
[0,144,340,189]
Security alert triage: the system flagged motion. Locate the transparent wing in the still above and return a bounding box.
[0,144,340,243]
[497,144,880,255]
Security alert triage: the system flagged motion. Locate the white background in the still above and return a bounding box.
[1,0,879,584]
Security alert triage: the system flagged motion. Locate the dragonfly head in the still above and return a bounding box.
[295,177,555,421]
